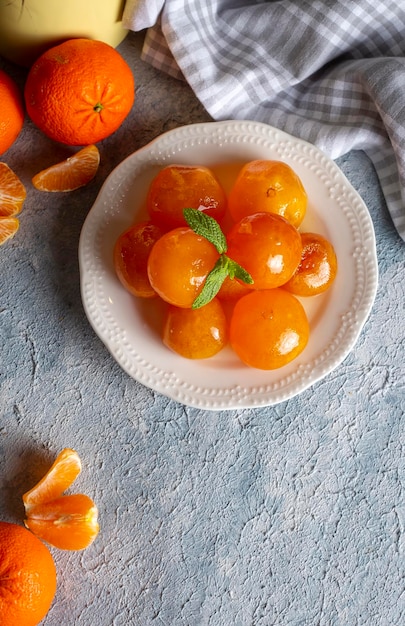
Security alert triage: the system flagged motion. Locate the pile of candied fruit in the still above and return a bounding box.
[113,160,337,370]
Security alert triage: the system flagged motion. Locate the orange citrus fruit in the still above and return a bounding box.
[24,38,135,146]
[23,448,99,551]
[146,164,227,230]
[228,160,308,228]
[0,70,24,156]
[114,220,165,298]
[230,289,310,370]
[0,217,19,245]
[147,227,220,308]
[226,212,302,290]
[163,297,228,359]
[0,521,57,626]
[283,232,338,296]
[32,145,100,192]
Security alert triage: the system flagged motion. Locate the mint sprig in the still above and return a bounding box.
[183,208,254,309]
[183,208,227,254]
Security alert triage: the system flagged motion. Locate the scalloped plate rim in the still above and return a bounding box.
[78,120,378,410]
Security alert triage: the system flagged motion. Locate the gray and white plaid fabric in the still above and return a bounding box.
[123,0,405,241]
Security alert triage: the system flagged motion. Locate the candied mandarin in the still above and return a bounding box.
[284,232,338,296]
[228,159,307,228]
[230,289,309,370]
[147,227,220,308]
[163,297,228,359]
[114,221,165,298]
[217,275,252,302]
[146,164,227,230]
[226,212,302,290]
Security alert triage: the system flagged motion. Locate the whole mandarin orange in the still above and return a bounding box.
[0,521,57,626]
[24,38,135,145]
[228,159,307,228]
[0,70,24,156]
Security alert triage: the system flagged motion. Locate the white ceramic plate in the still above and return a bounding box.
[79,121,378,410]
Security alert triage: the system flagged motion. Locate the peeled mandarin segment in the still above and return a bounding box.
[24,494,99,551]
[32,144,100,192]
[0,162,26,217]
[23,448,82,510]
[0,216,19,245]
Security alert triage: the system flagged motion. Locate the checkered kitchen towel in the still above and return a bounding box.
[123,0,405,241]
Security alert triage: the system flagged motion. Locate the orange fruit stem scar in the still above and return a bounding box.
[23,448,99,551]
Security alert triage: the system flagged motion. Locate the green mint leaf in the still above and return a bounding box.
[183,208,227,254]
[226,256,254,285]
[192,257,229,309]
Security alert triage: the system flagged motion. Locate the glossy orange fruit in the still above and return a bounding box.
[163,297,228,358]
[0,521,57,626]
[32,145,100,192]
[230,289,309,369]
[0,70,24,156]
[24,38,135,145]
[147,227,220,308]
[114,220,165,298]
[0,162,26,217]
[226,212,302,290]
[228,160,307,228]
[146,164,227,230]
[23,448,99,551]
[284,232,338,296]
[217,275,252,301]
[0,217,19,245]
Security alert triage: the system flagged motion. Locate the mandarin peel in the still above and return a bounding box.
[0,521,57,626]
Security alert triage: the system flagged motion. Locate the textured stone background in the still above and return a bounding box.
[1,32,404,626]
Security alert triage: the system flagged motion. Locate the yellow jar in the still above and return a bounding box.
[0,0,128,66]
